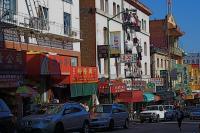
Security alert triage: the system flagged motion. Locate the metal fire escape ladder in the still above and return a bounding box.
[25,0,35,18]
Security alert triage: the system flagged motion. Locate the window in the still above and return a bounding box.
[100,0,104,11]
[187,60,190,64]
[145,62,147,75]
[105,0,108,13]
[196,59,199,64]
[71,57,77,66]
[143,20,146,31]
[1,0,16,20]
[161,59,163,68]
[64,12,71,35]
[64,0,73,4]
[141,19,144,30]
[38,6,48,30]
[165,60,167,69]
[104,58,108,75]
[117,5,120,18]
[103,27,108,45]
[113,2,116,16]
[157,58,159,68]
[144,42,147,56]
[192,60,195,64]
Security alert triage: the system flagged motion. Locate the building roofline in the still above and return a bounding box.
[125,0,152,16]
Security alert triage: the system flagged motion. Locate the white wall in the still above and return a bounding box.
[16,0,80,52]
[124,1,151,79]
[95,0,124,79]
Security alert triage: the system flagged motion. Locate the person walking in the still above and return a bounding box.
[176,106,184,132]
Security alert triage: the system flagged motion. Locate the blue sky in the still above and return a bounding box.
[140,0,200,53]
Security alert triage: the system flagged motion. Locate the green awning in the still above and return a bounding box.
[143,92,155,102]
[70,83,97,97]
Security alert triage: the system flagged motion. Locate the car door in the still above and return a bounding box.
[112,107,121,126]
[69,104,85,129]
[158,106,165,119]
[62,104,74,130]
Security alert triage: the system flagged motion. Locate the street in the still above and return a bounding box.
[92,120,200,133]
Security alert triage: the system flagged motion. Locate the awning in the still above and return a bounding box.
[70,83,97,97]
[143,92,155,102]
[116,90,144,103]
[16,86,38,97]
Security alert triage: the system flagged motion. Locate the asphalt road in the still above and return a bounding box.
[93,120,200,133]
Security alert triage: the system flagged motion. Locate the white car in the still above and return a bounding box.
[140,105,165,123]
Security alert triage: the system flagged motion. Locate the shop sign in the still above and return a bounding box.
[97,45,108,58]
[122,79,146,90]
[0,50,25,71]
[120,54,137,63]
[70,67,98,83]
[110,32,121,57]
[0,81,19,88]
[147,82,155,89]
[0,74,22,81]
[149,78,164,86]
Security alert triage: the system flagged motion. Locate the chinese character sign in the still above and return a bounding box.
[0,50,25,71]
[70,67,98,83]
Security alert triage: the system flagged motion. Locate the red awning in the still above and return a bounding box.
[116,90,144,103]
[98,80,126,94]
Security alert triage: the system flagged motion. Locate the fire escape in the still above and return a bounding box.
[0,0,81,51]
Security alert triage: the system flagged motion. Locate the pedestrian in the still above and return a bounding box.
[176,106,184,132]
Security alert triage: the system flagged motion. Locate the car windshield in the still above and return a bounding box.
[36,104,63,115]
[164,106,173,110]
[146,106,159,110]
[94,105,112,113]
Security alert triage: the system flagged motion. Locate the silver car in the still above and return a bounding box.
[18,102,90,133]
[90,104,129,130]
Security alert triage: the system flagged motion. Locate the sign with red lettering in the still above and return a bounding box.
[70,67,98,83]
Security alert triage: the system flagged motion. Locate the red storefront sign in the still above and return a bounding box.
[98,80,126,94]
[0,50,25,71]
[117,90,144,103]
[70,67,98,83]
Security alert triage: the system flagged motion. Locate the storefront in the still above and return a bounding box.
[0,49,26,118]
[98,80,126,104]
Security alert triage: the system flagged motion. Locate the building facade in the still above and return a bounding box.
[80,0,151,80]
[150,14,185,103]
[0,0,99,117]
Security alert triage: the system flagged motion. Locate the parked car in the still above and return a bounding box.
[163,105,177,121]
[18,102,90,133]
[183,106,196,118]
[190,108,200,120]
[140,105,165,123]
[90,104,129,130]
[0,99,15,133]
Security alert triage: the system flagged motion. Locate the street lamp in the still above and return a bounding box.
[107,9,137,104]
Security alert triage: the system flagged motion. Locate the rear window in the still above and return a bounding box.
[0,99,10,112]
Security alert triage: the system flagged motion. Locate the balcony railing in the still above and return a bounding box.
[0,7,82,41]
[170,47,183,57]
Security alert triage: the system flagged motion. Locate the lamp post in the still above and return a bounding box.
[107,9,137,104]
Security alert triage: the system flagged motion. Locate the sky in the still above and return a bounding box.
[140,0,200,53]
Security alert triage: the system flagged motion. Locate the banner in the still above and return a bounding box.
[120,54,137,63]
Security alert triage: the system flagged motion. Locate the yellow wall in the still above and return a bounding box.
[188,64,200,91]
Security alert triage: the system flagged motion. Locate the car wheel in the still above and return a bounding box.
[54,123,64,133]
[81,121,89,133]
[108,120,114,131]
[140,119,144,123]
[123,119,129,129]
